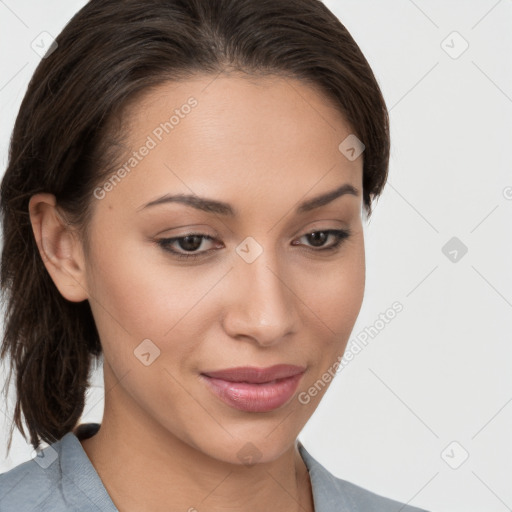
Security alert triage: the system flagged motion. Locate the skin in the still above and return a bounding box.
[29,73,365,512]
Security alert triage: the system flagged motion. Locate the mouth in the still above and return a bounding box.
[200,364,306,413]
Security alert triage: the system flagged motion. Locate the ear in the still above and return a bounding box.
[28,193,89,302]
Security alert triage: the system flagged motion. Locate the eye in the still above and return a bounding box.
[157,233,221,260]
[156,228,352,261]
[292,229,351,252]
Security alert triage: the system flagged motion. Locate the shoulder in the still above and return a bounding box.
[298,442,431,512]
[0,424,114,512]
[0,436,69,511]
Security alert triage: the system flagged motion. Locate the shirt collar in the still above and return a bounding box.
[61,424,342,512]
[60,425,118,511]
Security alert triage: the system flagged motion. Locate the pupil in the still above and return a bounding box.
[180,235,202,251]
[308,231,327,247]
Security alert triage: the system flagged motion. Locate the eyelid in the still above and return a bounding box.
[155,227,351,261]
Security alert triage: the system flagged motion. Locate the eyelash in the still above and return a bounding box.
[156,229,351,261]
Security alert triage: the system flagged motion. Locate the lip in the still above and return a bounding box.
[200,364,306,413]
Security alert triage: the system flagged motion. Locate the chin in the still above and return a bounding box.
[192,424,301,468]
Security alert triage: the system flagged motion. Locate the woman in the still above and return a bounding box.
[0,0,430,510]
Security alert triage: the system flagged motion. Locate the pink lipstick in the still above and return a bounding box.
[200,364,305,413]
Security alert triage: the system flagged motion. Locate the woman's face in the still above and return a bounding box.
[81,73,365,464]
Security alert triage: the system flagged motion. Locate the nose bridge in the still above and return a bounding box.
[223,241,298,345]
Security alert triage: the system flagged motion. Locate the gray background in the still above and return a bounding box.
[1,1,511,511]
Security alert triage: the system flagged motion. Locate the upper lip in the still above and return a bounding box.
[201,364,306,384]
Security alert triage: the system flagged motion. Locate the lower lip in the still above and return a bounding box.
[200,373,304,412]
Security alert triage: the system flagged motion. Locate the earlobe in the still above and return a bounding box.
[28,193,89,303]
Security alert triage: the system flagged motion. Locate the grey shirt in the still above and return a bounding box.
[0,423,429,511]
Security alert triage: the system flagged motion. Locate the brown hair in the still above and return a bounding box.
[0,0,390,453]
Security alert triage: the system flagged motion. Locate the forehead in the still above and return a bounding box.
[95,73,362,217]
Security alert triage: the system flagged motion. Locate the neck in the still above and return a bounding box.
[79,374,314,512]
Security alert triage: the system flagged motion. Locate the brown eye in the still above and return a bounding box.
[157,229,351,262]
[177,235,205,252]
[157,233,220,260]
[305,231,329,247]
[293,229,351,251]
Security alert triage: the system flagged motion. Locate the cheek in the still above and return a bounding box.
[297,236,365,346]
[83,235,214,362]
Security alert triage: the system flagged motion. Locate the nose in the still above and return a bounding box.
[221,247,299,347]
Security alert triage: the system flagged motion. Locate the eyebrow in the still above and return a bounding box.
[138,182,359,216]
